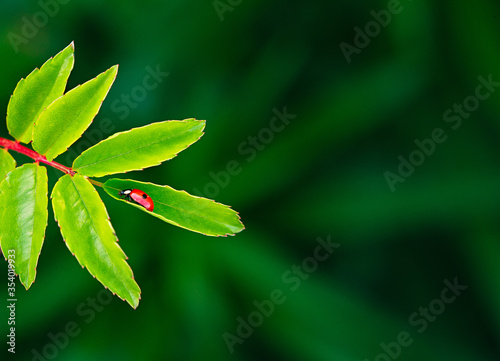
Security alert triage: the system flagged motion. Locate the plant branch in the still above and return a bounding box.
[0,137,75,176]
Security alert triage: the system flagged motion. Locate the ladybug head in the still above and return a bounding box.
[119,189,132,197]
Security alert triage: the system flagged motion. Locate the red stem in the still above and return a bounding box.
[0,137,75,176]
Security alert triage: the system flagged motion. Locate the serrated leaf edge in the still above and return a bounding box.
[22,164,49,290]
[73,119,206,177]
[33,64,118,161]
[104,179,244,237]
[52,175,141,308]
[7,42,75,143]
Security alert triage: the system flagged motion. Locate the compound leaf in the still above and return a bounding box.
[0,150,16,180]
[0,164,48,289]
[52,174,140,308]
[33,65,118,161]
[7,42,74,143]
[73,119,205,177]
[103,178,244,237]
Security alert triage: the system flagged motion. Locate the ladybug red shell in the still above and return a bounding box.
[118,189,154,211]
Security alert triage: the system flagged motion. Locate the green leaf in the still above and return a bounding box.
[73,119,205,177]
[0,150,16,180]
[32,65,118,161]
[0,164,48,289]
[7,42,75,144]
[52,174,140,308]
[103,178,244,237]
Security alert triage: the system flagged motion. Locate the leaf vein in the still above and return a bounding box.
[76,132,194,169]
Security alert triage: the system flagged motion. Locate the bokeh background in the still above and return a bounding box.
[1,0,500,360]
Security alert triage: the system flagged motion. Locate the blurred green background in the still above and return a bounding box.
[1,0,500,360]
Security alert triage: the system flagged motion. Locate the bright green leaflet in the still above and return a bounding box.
[104,179,244,237]
[52,174,140,308]
[73,119,206,177]
[32,65,118,161]
[7,43,74,143]
[0,164,48,289]
[0,150,16,180]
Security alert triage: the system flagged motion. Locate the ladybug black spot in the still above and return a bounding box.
[142,194,147,199]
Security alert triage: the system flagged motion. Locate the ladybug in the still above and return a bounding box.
[118,189,154,211]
